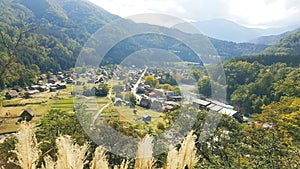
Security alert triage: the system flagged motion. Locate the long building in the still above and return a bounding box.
[193,99,241,119]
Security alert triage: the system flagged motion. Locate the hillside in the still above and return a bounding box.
[0,0,268,75]
[251,28,300,45]
[209,38,268,60]
[262,30,300,55]
[0,0,118,72]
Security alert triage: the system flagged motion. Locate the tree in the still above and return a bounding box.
[159,73,177,86]
[96,83,109,97]
[273,68,300,100]
[0,22,40,89]
[197,77,211,97]
[36,109,89,157]
[158,84,174,91]
[144,76,159,88]
[129,93,136,107]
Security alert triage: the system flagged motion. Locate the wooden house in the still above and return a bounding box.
[17,107,35,123]
[151,100,164,112]
[193,99,211,109]
[139,98,151,109]
[48,78,57,84]
[50,87,57,92]
[167,96,182,102]
[142,114,152,123]
[5,90,18,100]
[114,98,123,106]
[148,89,164,98]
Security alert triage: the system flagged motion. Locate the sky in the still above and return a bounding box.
[88,0,300,28]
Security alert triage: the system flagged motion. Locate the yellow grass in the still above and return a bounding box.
[134,135,156,169]
[90,146,109,169]
[114,160,130,169]
[164,131,199,169]
[11,123,41,169]
[9,122,199,169]
[54,135,89,169]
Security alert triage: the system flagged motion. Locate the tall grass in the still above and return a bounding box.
[41,156,55,169]
[90,146,130,169]
[134,135,156,169]
[41,135,89,169]
[114,160,130,169]
[90,146,109,169]
[164,131,199,169]
[11,124,199,169]
[54,135,89,169]
[11,123,41,169]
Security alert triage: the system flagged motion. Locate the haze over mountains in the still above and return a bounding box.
[191,18,300,43]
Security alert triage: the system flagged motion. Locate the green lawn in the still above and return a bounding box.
[115,105,164,125]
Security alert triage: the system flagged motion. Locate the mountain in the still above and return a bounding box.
[0,0,267,74]
[191,19,297,43]
[18,0,119,33]
[262,30,300,55]
[0,0,118,72]
[191,19,261,42]
[251,28,300,45]
[209,38,268,60]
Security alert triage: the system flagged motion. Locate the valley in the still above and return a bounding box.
[0,0,299,168]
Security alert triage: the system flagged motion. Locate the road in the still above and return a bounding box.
[91,67,148,127]
[131,67,148,99]
[91,84,113,127]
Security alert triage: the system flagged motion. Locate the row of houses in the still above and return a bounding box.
[5,72,71,100]
[193,99,242,120]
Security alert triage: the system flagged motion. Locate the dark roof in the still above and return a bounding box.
[6,90,18,97]
[142,114,151,119]
[21,107,36,116]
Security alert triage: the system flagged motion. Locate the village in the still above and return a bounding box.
[88,65,242,124]
[0,64,243,138]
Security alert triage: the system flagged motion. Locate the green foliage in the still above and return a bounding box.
[97,83,109,97]
[36,109,88,156]
[158,84,174,91]
[197,77,211,97]
[273,68,300,99]
[230,54,300,67]
[263,30,300,55]
[256,97,300,142]
[224,61,299,115]
[144,76,159,88]
[192,110,299,168]
[0,137,19,168]
[158,73,177,86]
[210,38,269,60]
[0,54,40,89]
[0,0,116,74]
[129,93,136,106]
[224,61,263,97]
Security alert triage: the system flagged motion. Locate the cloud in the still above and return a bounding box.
[88,0,300,28]
[228,0,300,27]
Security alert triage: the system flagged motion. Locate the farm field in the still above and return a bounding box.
[0,85,75,134]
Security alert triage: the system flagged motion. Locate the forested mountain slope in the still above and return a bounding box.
[0,0,268,70]
[251,28,300,45]
[262,30,300,55]
[0,0,269,89]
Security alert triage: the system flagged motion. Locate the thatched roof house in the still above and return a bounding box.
[142,114,151,123]
[5,90,18,100]
[17,107,36,123]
